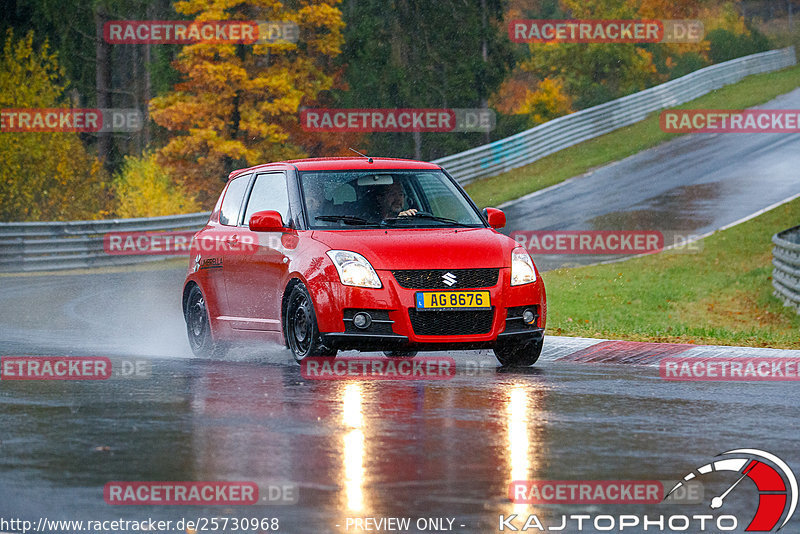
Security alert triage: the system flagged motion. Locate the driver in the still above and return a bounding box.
[370,182,417,219]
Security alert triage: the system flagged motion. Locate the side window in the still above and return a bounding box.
[219,174,250,226]
[243,172,290,226]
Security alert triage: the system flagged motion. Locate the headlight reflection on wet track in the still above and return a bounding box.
[507,384,533,515]
[342,383,366,512]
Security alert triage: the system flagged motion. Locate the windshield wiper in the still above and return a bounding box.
[383,213,476,227]
[314,215,377,226]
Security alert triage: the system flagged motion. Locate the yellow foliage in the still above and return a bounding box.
[698,2,749,35]
[151,0,346,206]
[113,152,200,218]
[0,30,109,222]
[519,78,573,125]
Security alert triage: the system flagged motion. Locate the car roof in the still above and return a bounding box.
[228,157,441,179]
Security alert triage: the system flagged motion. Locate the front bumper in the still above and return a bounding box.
[314,267,546,351]
[320,328,544,352]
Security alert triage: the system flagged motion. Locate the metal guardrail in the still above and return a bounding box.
[772,225,800,313]
[433,47,797,184]
[0,212,210,272]
[1,47,796,273]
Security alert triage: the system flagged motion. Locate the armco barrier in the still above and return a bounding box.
[0,212,210,272]
[433,47,796,184]
[772,225,800,313]
[0,47,796,273]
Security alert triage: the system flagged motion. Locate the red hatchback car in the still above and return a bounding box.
[182,157,546,366]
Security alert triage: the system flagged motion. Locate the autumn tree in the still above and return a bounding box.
[512,0,771,113]
[336,0,515,160]
[150,0,345,206]
[1,0,180,170]
[113,152,199,218]
[520,0,658,109]
[0,30,108,222]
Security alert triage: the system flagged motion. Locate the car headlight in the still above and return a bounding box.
[511,247,537,286]
[326,250,382,288]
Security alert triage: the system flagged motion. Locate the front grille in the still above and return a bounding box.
[408,308,494,336]
[392,268,499,289]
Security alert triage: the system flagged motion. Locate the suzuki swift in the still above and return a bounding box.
[182,157,546,366]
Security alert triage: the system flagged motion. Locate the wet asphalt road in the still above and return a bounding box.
[3,89,800,533]
[501,88,800,270]
[1,265,799,534]
[1,349,799,534]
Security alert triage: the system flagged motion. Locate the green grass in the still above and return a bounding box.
[543,197,800,349]
[465,63,800,208]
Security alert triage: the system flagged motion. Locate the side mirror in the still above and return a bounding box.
[249,210,287,232]
[483,207,506,229]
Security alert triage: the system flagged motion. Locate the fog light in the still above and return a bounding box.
[522,308,536,325]
[353,312,372,329]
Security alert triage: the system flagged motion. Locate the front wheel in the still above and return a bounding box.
[284,284,337,363]
[493,337,543,367]
[185,285,228,359]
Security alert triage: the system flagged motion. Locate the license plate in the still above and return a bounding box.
[415,291,491,310]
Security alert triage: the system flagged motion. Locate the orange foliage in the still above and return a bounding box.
[150,0,348,206]
[518,77,573,125]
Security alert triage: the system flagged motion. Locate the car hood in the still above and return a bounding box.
[310,227,513,270]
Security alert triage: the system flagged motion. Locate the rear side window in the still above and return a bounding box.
[219,174,250,226]
[243,172,290,226]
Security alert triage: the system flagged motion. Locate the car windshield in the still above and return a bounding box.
[299,170,486,229]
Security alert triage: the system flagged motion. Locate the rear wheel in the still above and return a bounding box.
[383,350,418,358]
[284,284,337,362]
[493,337,543,367]
[185,285,228,359]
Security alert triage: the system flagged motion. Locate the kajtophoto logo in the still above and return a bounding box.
[666,449,797,532]
[499,449,796,532]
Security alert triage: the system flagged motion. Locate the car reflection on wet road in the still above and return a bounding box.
[1,354,798,533]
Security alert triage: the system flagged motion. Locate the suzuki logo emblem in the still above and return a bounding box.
[442,272,457,286]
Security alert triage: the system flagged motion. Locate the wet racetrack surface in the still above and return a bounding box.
[500,88,800,270]
[2,353,799,533]
[1,269,799,533]
[3,90,800,533]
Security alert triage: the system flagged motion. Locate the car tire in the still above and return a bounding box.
[493,337,543,367]
[383,350,418,358]
[284,284,337,362]
[185,285,228,359]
